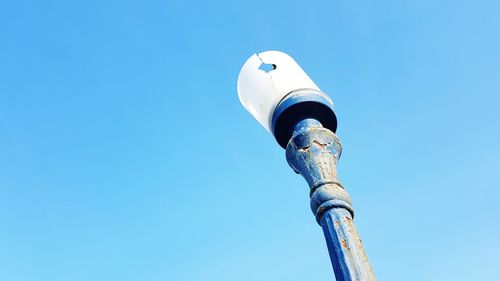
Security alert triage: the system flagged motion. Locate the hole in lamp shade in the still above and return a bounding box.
[259,63,277,72]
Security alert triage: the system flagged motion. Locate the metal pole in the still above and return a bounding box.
[286,119,376,281]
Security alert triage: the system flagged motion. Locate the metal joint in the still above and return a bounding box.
[285,126,353,223]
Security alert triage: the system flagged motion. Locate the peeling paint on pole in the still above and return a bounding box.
[286,122,376,281]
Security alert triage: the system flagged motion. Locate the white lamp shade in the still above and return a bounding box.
[237,51,323,132]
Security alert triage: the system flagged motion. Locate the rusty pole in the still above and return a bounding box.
[286,119,376,281]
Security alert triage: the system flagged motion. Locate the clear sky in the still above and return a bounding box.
[1,0,499,280]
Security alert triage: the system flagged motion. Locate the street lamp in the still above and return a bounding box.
[237,51,376,281]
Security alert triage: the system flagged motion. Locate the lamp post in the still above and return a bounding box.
[237,51,376,281]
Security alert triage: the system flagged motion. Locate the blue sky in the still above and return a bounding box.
[1,0,499,280]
